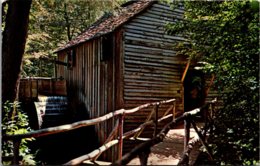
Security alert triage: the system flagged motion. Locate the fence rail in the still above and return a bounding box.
[111,98,217,166]
[3,98,217,165]
[3,98,176,165]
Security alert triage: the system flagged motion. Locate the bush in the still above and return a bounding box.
[2,101,36,165]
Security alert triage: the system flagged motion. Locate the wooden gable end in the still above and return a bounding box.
[122,2,186,120]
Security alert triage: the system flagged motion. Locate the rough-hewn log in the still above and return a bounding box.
[92,120,119,161]
[64,139,119,165]
[111,115,186,166]
[133,105,156,139]
[138,147,151,166]
[178,134,200,165]
[153,104,159,137]
[190,120,213,161]
[118,115,124,160]
[184,119,190,151]
[112,122,172,165]
[126,113,173,140]
[3,98,176,140]
[111,100,217,166]
[12,139,21,165]
[63,103,177,165]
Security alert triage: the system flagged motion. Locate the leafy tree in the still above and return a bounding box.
[2,0,32,103]
[167,1,259,165]
[22,0,124,77]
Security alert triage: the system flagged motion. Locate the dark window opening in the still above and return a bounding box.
[101,35,113,61]
[67,49,76,69]
[184,69,206,112]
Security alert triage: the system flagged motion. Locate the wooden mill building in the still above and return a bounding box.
[55,0,218,161]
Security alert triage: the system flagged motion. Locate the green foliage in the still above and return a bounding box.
[167,1,259,164]
[2,101,36,165]
[23,0,125,77]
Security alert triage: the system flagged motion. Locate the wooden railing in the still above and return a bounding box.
[3,98,217,165]
[111,98,217,166]
[2,98,176,165]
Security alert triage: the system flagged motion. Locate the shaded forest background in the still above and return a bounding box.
[1,0,259,165]
[6,0,126,77]
[167,1,259,165]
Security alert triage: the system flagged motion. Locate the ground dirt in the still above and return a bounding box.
[127,124,201,165]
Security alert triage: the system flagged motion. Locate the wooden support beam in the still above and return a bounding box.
[111,111,191,166]
[178,134,200,165]
[181,59,191,83]
[134,106,156,139]
[55,60,69,66]
[190,120,213,161]
[118,115,124,160]
[172,101,176,121]
[153,104,159,138]
[111,121,173,166]
[65,100,216,166]
[5,99,217,166]
[92,120,119,161]
[162,105,174,117]
[126,114,173,140]
[12,139,21,165]
[138,147,151,166]
[3,98,176,140]
[184,119,190,152]
[106,120,119,144]
[64,139,119,165]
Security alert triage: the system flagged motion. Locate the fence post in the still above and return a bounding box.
[153,104,159,138]
[209,102,215,135]
[172,101,176,121]
[184,118,190,151]
[12,139,21,165]
[118,114,124,160]
[203,104,209,138]
[190,120,213,161]
[138,147,150,166]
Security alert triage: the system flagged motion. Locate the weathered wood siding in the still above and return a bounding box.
[122,3,186,134]
[56,33,123,161]
[19,78,67,100]
[55,1,223,161]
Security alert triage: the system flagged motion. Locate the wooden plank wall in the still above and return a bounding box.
[19,78,67,100]
[56,37,120,161]
[54,1,225,161]
[123,2,186,137]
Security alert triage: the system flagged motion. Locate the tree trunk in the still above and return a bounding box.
[2,0,32,103]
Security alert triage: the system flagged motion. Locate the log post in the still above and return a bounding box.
[209,102,215,134]
[190,120,213,161]
[138,147,151,166]
[184,118,190,151]
[29,77,32,98]
[172,101,176,121]
[118,114,124,160]
[12,139,21,165]
[203,105,209,138]
[178,135,200,166]
[153,104,159,138]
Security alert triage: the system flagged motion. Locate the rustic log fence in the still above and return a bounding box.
[3,98,216,165]
[2,98,176,165]
[111,98,217,166]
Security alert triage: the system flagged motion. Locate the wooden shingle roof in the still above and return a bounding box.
[55,0,155,53]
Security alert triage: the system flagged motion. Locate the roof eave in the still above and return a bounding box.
[54,1,156,54]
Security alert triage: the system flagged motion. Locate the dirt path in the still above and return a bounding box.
[127,125,200,165]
